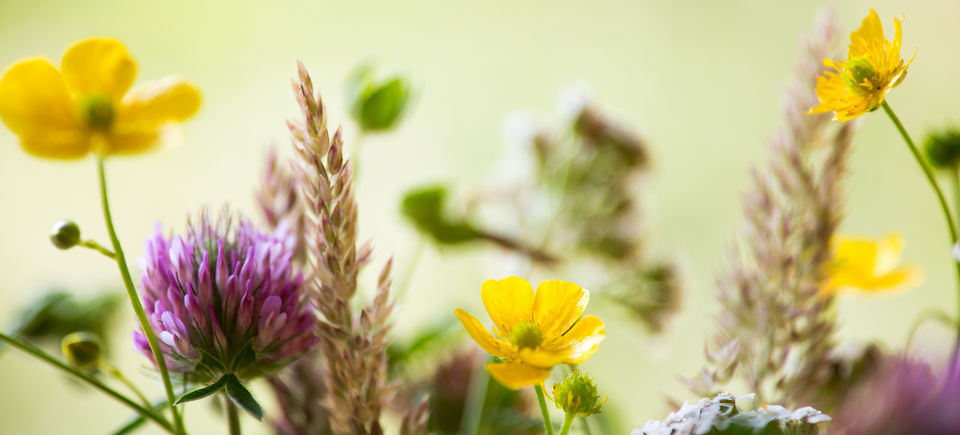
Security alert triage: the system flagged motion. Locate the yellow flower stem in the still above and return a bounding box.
[882,101,960,369]
[97,157,186,435]
[559,412,575,435]
[0,331,175,433]
[535,384,556,435]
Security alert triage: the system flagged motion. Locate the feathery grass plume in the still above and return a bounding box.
[288,61,427,434]
[257,145,307,263]
[687,11,858,409]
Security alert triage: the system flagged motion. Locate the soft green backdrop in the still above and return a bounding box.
[1,0,959,433]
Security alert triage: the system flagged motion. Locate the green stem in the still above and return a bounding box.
[225,394,241,435]
[97,157,186,434]
[535,384,556,435]
[580,416,594,435]
[881,101,958,241]
[559,412,575,435]
[459,360,489,435]
[952,167,960,233]
[102,360,152,408]
[882,101,960,375]
[80,239,116,258]
[0,332,174,433]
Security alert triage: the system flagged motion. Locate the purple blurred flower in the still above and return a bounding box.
[133,210,317,383]
[832,355,960,435]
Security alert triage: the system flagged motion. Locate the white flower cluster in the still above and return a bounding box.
[634,393,830,435]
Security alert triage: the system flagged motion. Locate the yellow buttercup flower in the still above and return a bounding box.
[0,37,201,159]
[809,9,916,121]
[822,232,920,294]
[454,277,606,389]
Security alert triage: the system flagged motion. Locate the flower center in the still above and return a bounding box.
[80,93,115,131]
[843,57,880,93]
[509,321,543,349]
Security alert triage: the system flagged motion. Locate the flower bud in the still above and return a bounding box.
[552,370,606,416]
[50,220,82,250]
[61,331,103,370]
[924,127,960,170]
[345,64,411,132]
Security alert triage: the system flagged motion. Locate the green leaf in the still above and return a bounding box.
[174,376,228,405]
[224,374,263,421]
[400,185,481,245]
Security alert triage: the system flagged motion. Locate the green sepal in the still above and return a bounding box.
[224,374,263,421]
[174,375,228,405]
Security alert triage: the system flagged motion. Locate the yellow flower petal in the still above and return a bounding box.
[551,315,606,365]
[61,37,137,100]
[485,360,551,390]
[454,308,510,358]
[0,58,90,158]
[119,77,201,127]
[822,232,921,294]
[849,9,884,59]
[481,277,534,336]
[532,280,589,338]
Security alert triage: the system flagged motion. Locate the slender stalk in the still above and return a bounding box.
[459,360,489,435]
[881,101,958,241]
[535,384,556,435]
[882,101,960,376]
[952,167,960,232]
[80,239,116,258]
[96,157,185,434]
[225,394,241,435]
[559,412,575,435]
[580,416,594,435]
[102,360,152,407]
[0,332,174,433]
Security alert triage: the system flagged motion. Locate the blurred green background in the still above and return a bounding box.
[2,0,960,433]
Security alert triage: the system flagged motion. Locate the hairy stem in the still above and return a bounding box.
[97,157,185,434]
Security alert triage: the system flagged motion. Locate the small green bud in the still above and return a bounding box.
[924,127,960,170]
[61,331,103,370]
[50,220,82,250]
[552,370,606,416]
[346,64,411,132]
[508,321,543,349]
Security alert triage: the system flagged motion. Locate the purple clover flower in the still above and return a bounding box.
[134,211,317,383]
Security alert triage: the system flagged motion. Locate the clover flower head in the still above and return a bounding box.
[0,37,201,159]
[809,9,916,121]
[454,277,606,389]
[822,232,920,295]
[133,210,316,383]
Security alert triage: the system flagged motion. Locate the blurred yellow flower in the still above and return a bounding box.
[809,9,916,121]
[822,232,920,295]
[0,37,201,159]
[454,277,606,389]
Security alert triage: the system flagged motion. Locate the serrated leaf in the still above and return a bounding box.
[224,374,263,421]
[174,376,227,405]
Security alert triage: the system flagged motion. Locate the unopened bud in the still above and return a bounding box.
[61,331,103,370]
[346,64,411,132]
[552,370,606,416]
[50,220,82,250]
[924,127,960,170]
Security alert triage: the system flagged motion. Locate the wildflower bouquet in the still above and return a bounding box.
[2,5,960,435]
